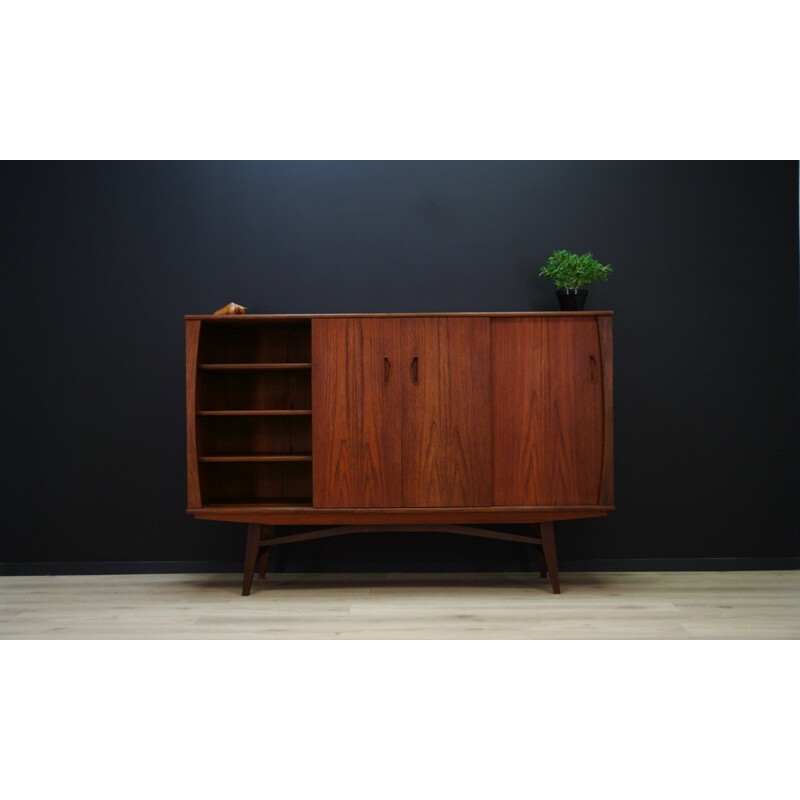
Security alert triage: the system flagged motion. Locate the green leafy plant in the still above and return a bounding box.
[539,249,612,291]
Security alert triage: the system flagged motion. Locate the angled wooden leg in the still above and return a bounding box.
[527,526,549,580]
[533,545,548,578]
[258,525,275,579]
[258,549,271,579]
[242,523,262,596]
[539,521,561,594]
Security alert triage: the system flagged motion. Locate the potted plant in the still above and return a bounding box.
[539,249,612,310]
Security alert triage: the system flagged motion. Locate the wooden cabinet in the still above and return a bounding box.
[186,312,614,594]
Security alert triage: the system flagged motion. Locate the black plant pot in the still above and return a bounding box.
[556,289,588,311]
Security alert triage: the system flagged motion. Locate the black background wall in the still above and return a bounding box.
[1,161,798,573]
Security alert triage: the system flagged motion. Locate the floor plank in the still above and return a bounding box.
[1,571,798,639]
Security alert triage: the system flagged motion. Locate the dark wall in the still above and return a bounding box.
[2,161,798,571]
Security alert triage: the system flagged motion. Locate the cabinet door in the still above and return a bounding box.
[402,317,492,507]
[312,318,404,507]
[492,317,605,506]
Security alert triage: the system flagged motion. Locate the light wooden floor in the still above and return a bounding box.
[1,571,798,639]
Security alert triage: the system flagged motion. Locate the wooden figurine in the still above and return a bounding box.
[213,302,247,315]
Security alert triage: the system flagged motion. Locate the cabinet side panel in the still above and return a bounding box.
[492,317,604,506]
[186,320,202,508]
[597,315,614,506]
[402,317,492,507]
[312,318,403,507]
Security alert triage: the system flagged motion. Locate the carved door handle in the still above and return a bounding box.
[410,356,418,385]
[384,357,391,384]
[589,355,598,383]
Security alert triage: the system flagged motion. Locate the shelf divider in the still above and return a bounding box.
[199,454,312,463]
[197,410,312,416]
[199,363,311,371]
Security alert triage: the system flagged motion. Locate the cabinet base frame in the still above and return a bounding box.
[240,521,561,596]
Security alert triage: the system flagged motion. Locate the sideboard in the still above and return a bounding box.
[185,312,614,594]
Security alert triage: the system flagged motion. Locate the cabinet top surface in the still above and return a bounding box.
[185,311,613,321]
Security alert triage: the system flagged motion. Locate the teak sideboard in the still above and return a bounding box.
[185,312,614,594]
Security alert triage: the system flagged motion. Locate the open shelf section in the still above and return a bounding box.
[190,317,314,508]
[199,363,311,371]
[197,414,311,457]
[197,369,311,412]
[199,461,312,506]
[198,322,311,364]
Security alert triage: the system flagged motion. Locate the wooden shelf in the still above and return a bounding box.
[198,454,312,463]
[199,363,311,371]
[201,499,314,508]
[197,410,312,416]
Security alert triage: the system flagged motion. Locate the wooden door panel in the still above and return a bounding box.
[402,318,492,507]
[492,317,604,506]
[312,318,403,507]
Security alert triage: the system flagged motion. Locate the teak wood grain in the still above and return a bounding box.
[492,317,605,506]
[312,318,404,507]
[312,317,492,508]
[401,317,491,507]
